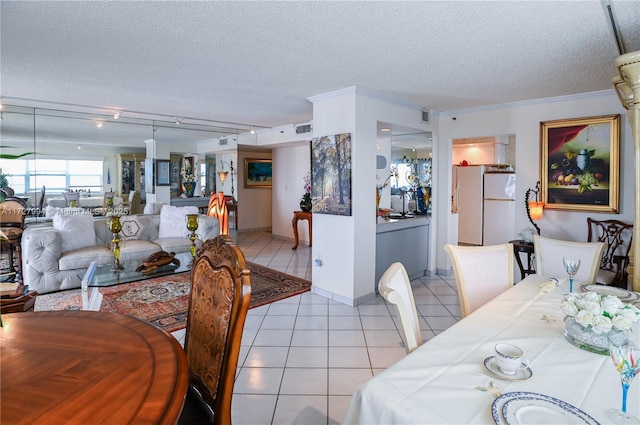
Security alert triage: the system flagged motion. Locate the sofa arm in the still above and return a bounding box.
[21,227,64,294]
[196,215,220,241]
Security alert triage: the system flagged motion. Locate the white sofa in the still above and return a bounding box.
[22,208,219,294]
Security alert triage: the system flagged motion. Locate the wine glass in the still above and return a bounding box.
[606,332,640,424]
[562,257,581,293]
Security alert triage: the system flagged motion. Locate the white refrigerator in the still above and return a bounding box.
[453,165,516,246]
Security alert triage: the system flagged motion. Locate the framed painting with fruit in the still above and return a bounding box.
[540,114,620,213]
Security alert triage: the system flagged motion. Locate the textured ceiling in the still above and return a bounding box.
[1,1,639,130]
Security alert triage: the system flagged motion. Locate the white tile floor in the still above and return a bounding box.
[172,230,461,425]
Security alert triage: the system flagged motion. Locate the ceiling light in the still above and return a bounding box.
[380,128,391,132]
[77,145,81,150]
[96,121,103,128]
[113,112,120,119]
[175,117,183,125]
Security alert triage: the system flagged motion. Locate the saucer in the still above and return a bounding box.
[484,356,532,381]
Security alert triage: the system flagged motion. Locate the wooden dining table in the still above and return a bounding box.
[344,275,640,424]
[1,310,189,424]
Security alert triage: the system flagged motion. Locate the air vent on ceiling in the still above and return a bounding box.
[421,109,430,124]
[296,124,312,134]
[219,138,228,146]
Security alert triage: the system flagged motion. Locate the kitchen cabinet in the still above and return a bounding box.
[375,217,430,289]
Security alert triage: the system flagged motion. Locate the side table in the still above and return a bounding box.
[292,211,312,250]
[509,239,535,280]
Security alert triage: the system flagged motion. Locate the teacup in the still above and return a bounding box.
[495,343,529,375]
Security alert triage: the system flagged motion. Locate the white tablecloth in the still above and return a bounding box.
[343,275,640,424]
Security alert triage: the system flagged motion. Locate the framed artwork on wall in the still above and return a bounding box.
[540,114,620,213]
[311,132,352,216]
[155,160,170,186]
[244,159,272,188]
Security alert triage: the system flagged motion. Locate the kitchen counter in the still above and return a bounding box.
[375,215,430,288]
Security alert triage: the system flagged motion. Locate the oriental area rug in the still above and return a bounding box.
[35,261,311,333]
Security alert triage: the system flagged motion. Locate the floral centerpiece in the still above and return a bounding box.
[180,158,199,197]
[300,172,312,212]
[180,158,198,183]
[561,292,640,355]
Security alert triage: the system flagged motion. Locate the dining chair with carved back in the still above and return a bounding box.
[1,197,27,279]
[178,234,251,425]
[378,262,423,353]
[445,243,514,318]
[586,218,633,289]
[533,235,605,286]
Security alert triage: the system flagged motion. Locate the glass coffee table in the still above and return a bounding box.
[88,259,187,287]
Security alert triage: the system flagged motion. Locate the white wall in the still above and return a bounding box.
[434,90,633,274]
[272,144,312,243]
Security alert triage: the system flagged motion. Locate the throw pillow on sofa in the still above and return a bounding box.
[158,205,199,238]
[53,214,97,252]
[120,215,147,240]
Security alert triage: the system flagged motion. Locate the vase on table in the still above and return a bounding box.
[564,316,623,355]
[183,182,196,197]
[300,192,312,212]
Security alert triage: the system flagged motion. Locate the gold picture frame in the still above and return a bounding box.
[540,114,620,213]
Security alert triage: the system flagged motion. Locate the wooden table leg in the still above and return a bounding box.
[292,215,300,250]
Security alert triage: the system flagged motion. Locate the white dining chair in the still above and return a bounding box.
[445,243,514,318]
[378,262,422,353]
[533,235,605,285]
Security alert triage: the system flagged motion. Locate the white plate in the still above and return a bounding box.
[491,392,600,425]
[483,356,532,381]
[580,284,640,302]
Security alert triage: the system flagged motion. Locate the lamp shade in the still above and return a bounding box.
[528,201,544,220]
[218,170,228,184]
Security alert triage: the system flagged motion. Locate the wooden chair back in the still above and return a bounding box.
[181,235,251,425]
[587,218,633,288]
[445,243,514,318]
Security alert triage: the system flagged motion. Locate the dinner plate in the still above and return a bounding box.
[491,392,600,425]
[580,284,640,302]
[483,356,532,381]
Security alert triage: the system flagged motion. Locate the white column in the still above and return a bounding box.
[613,50,640,292]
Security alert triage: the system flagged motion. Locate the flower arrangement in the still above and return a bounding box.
[180,157,198,183]
[560,292,640,334]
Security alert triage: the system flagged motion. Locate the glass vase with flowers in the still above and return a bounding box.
[561,291,640,355]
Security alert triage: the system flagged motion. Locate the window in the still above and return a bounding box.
[0,157,104,196]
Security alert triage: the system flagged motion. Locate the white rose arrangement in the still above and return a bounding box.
[560,292,640,334]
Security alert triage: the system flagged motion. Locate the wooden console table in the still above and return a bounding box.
[292,211,312,250]
[509,239,535,280]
